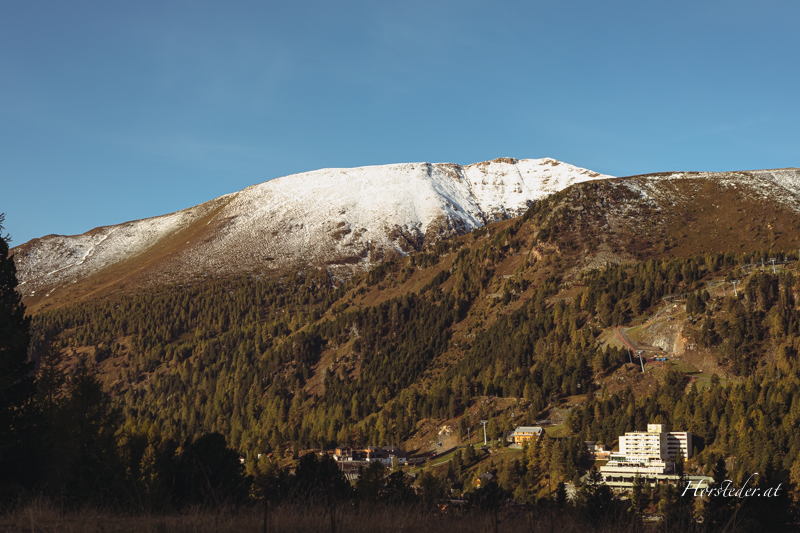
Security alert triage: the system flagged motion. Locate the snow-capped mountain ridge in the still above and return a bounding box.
[12,157,612,307]
[619,168,800,212]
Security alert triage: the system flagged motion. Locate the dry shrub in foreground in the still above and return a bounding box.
[0,501,647,533]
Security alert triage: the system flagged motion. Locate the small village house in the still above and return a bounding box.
[508,426,543,445]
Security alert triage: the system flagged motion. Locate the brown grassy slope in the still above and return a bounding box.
[541,176,800,264]
[301,173,800,398]
[31,172,800,406]
[301,216,552,395]
[21,170,800,317]
[22,194,237,315]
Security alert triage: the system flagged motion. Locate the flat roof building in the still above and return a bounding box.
[585,441,611,460]
[599,424,694,485]
[665,432,692,461]
[333,445,408,466]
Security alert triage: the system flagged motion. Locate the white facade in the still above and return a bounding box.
[616,424,693,461]
[619,425,668,461]
[600,460,674,476]
[665,432,693,460]
[600,424,693,480]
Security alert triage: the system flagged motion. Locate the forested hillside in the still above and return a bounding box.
[8,173,800,528]
[26,185,800,456]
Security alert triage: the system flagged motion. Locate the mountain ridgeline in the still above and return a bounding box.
[12,165,800,527]
[13,157,611,314]
[27,168,800,439]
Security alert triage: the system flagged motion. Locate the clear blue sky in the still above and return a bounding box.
[2,0,799,245]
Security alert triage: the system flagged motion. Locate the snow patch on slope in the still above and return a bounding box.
[13,158,612,297]
[620,169,800,212]
[14,196,232,295]
[174,158,611,274]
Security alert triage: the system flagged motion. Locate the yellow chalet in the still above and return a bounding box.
[509,426,544,444]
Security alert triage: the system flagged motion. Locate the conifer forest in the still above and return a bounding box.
[4,195,800,532]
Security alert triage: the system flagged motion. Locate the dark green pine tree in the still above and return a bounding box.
[0,214,37,494]
[704,458,735,531]
[630,475,650,521]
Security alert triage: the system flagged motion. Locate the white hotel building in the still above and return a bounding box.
[665,431,692,461]
[599,424,698,487]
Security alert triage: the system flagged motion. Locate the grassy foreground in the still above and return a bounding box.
[0,500,645,533]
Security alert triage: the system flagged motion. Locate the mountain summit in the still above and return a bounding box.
[12,157,611,309]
